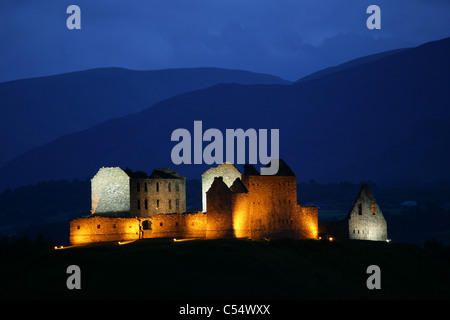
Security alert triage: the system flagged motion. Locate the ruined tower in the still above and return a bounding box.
[206,177,234,239]
[201,162,242,212]
[204,160,318,240]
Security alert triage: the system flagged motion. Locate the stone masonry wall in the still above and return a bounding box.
[70,216,140,245]
[70,212,207,245]
[91,167,130,216]
[142,212,206,239]
[348,202,387,241]
[240,175,300,239]
[346,185,388,241]
[129,177,186,217]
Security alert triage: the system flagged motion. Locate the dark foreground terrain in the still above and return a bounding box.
[1,237,449,301]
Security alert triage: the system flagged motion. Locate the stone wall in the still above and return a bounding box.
[347,202,387,241]
[240,174,300,239]
[346,184,387,241]
[69,212,207,245]
[142,212,206,239]
[70,216,140,245]
[91,167,130,216]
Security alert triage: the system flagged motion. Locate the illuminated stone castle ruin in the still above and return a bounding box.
[69,161,387,245]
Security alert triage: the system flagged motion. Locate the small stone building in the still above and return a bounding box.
[319,184,388,241]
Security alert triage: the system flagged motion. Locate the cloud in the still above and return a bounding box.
[0,0,448,82]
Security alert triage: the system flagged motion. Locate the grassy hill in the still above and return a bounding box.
[1,238,449,300]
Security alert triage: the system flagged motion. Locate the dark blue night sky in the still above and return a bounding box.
[1,0,449,82]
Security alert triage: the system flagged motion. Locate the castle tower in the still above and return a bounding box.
[240,160,299,239]
[230,178,250,238]
[206,177,234,239]
[201,162,242,212]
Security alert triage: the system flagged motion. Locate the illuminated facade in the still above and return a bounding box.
[69,160,319,245]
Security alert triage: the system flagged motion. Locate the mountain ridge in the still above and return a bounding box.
[0,37,449,191]
[0,67,290,166]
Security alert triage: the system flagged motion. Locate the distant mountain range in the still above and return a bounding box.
[0,67,290,167]
[0,37,449,191]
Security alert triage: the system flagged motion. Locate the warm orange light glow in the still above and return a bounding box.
[329,237,333,241]
[173,238,196,242]
[303,214,318,239]
[232,198,250,238]
[117,240,136,245]
[233,209,248,238]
